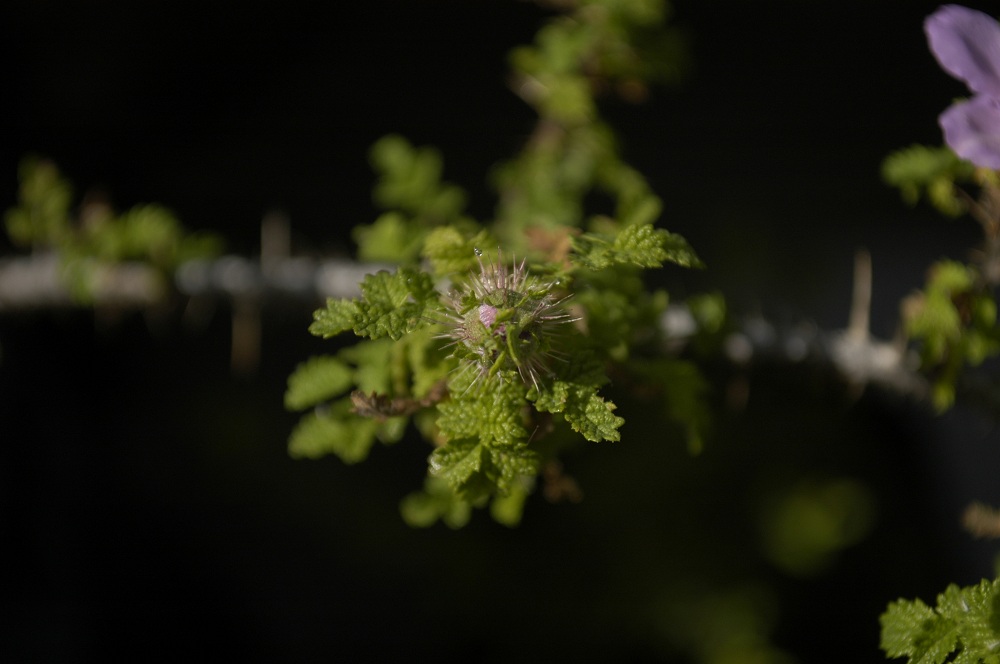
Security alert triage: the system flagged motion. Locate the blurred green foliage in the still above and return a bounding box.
[882,145,975,217]
[903,260,1000,410]
[757,478,876,577]
[884,144,1000,410]
[4,156,74,247]
[353,135,477,264]
[4,156,221,302]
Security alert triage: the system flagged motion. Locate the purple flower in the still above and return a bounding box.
[925,5,1000,169]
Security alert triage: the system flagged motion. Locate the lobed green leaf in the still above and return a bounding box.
[429,438,540,500]
[399,476,473,529]
[437,378,527,447]
[288,410,380,464]
[369,134,467,222]
[310,269,437,341]
[339,338,395,395]
[353,211,425,264]
[881,144,974,216]
[309,298,361,339]
[573,223,701,270]
[880,598,939,660]
[616,223,700,268]
[531,380,623,442]
[490,483,530,527]
[880,578,1000,664]
[355,268,436,340]
[284,355,354,411]
[421,226,493,277]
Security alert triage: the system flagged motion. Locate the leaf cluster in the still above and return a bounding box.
[285,0,715,528]
[353,135,477,264]
[882,145,976,217]
[902,260,1000,410]
[880,577,1000,664]
[4,156,73,248]
[284,336,440,464]
[492,0,691,262]
[287,255,632,525]
[309,268,437,341]
[431,377,538,501]
[508,0,687,124]
[3,156,221,301]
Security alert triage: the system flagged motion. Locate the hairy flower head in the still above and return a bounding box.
[441,250,574,390]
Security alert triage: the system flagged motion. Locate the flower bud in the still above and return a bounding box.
[442,251,573,390]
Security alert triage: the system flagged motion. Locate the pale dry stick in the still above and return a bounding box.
[828,249,926,398]
[962,501,1000,540]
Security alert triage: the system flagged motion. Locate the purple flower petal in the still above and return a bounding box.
[940,95,1000,169]
[479,304,497,328]
[926,5,1000,97]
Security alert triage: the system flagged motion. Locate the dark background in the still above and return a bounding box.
[3,1,1000,661]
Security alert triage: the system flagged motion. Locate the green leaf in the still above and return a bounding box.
[573,286,634,360]
[573,223,701,270]
[757,479,875,577]
[114,205,183,262]
[882,145,975,217]
[311,269,437,341]
[429,438,540,500]
[880,598,940,660]
[631,225,687,267]
[339,338,395,394]
[618,191,661,228]
[284,355,354,411]
[905,262,975,364]
[531,379,571,413]
[399,476,472,529]
[541,74,596,124]
[421,226,493,276]
[404,327,455,399]
[880,578,1000,664]
[429,438,488,493]
[882,145,969,188]
[615,223,701,268]
[437,378,528,447]
[882,144,975,216]
[928,261,974,295]
[4,156,73,248]
[369,134,467,221]
[531,380,623,442]
[490,482,531,527]
[309,298,361,338]
[651,228,703,268]
[565,388,623,442]
[288,409,379,464]
[572,232,615,270]
[354,268,436,340]
[940,581,1000,659]
[353,211,425,263]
